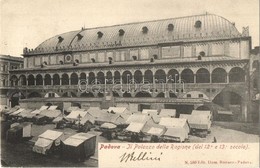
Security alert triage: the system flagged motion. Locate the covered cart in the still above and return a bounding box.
[61,133,96,161]
[180,114,211,137]
[6,122,32,143]
[160,127,187,142]
[33,130,65,155]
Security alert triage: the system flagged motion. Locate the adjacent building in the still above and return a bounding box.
[0,55,23,106]
[8,13,259,122]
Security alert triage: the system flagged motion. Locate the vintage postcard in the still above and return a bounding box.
[0,0,259,167]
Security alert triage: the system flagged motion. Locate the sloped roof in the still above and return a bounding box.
[159,109,176,117]
[125,114,152,124]
[142,122,166,135]
[107,107,127,114]
[159,117,188,128]
[163,127,187,141]
[142,109,158,116]
[39,130,64,140]
[63,133,96,147]
[126,122,146,133]
[192,110,211,116]
[180,114,211,130]
[95,113,126,125]
[10,108,25,116]
[87,109,107,118]
[40,110,62,118]
[32,14,242,54]
[48,105,58,110]
[39,106,49,111]
[76,113,95,124]
[66,110,88,120]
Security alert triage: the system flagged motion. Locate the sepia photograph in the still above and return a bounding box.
[0,0,259,167]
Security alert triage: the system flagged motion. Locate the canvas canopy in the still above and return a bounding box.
[67,106,80,113]
[159,109,176,118]
[126,114,152,124]
[100,123,117,129]
[142,122,166,135]
[180,114,211,130]
[61,133,96,161]
[18,109,34,117]
[95,113,126,125]
[75,112,95,125]
[63,132,96,146]
[31,109,42,114]
[33,130,65,155]
[5,106,20,114]
[66,110,88,121]
[87,109,107,118]
[53,116,68,123]
[159,117,190,135]
[40,110,62,118]
[48,105,58,110]
[192,110,212,120]
[147,127,166,136]
[163,127,187,142]
[33,138,54,154]
[10,108,25,116]
[107,107,128,114]
[39,106,49,111]
[142,109,158,116]
[126,122,145,133]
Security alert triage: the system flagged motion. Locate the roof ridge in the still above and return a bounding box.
[82,13,214,31]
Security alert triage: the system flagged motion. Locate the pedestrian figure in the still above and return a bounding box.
[213,136,217,143]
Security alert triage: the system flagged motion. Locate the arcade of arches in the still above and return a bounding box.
[10,67,246,86]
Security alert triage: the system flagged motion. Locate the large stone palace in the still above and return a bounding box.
[8,13,259,122]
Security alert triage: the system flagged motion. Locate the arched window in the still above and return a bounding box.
[134,70,143,83]
[97,72,105,84]
[155,69,166,83]
[80,73,86,80]
[88,72,95,84]
[168,69,179,83]
[229,67,245,83]
[144,70,153,83]
[114,71,121,83]
[28,75,35,86]
[71,73,78,85]
[196,68,210,83]
[44,74,51,85]
[181,69,194,83]
[20,75,26,86]
[212,68,227,83]
[142,26,148,33]
[62,74,69,85]
[122,71,132,84]
[106,71,113,84]
[53,74,60,85]
[36,74,43,85]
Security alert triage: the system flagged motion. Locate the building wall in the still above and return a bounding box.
[23,39,250,68]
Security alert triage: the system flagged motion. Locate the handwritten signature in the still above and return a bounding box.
[119,152,163,163]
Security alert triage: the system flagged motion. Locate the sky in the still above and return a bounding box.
[0,0,259,57]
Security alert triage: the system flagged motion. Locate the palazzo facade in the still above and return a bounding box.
[8,13,259,122]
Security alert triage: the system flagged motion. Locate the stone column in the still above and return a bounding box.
[69,78,71,85]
